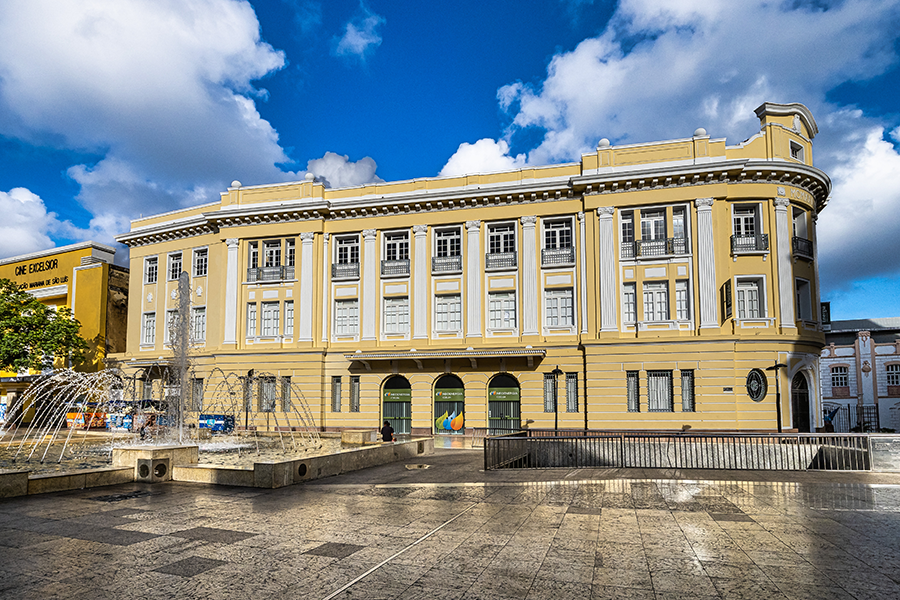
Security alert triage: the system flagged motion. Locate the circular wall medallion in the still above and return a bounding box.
[746,369,767,402]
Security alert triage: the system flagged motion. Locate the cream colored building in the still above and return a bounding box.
[114,102,829,435]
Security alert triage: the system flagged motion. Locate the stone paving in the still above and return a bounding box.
[2,449,900,599]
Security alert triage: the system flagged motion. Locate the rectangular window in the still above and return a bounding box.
[336,236,359,264]
[144,257,158,284]
[435,295,462,332]
[246,303,257,337]
[566,373,578,413]
[281,376,292,412]
[831,366,849,388]
[191,306,206,342]
[435,228,461,257]
[263,240,281,268]
[248,242,259,269]
[192,248,208,277]
[168,253,183,281]
[733,206,757,237]
[621,211,635,244]
[261,302,280,337]
[350,376,360,412]
[384,297,410,333]
[189,378,203,412]
[543,374,556,413]
[489,292,517,329]
[165,309,178,344]
[643,282,669,321]
[887,364,900,386]
[796,279,812,321]
[675,280,690,320]
[544,219,573,249]
[640,209,666,240]
[384,232,410,261]
[545,288,574,327]
[623,283,636,323]
[792,208,808,239]
[488,223,516,254]
[673,207,686,239]
[681,370,695,412]
[627,371,640,412]
[286,239,296,267]
[259,377,277,412]
[142,312,156,345]
[722,280,733,320]
[334,299,359,335]
[648,371,673,412]
[331,376,341,412]
[736,279,763,319]
[283,301,294,336]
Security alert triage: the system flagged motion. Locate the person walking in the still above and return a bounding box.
[380,420,394,442]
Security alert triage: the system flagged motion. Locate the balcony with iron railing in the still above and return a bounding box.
[432,255,462,273]
[246,265,295,282]
[331,262,360,279]
[793,236,814,260]
[731,234,769,253]
[381,259,410,277]
[620,237,689,259]
[541,246,576,266]
[485,251,517,270]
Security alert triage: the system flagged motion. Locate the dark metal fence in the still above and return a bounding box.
[484,430,872,471]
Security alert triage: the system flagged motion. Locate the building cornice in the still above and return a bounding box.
[0,241,117,266]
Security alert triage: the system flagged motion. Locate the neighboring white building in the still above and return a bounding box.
[819,318,900,432]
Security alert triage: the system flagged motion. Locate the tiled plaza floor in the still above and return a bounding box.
[2,449,900,599]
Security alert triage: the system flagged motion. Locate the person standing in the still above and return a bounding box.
[380,420,394,442]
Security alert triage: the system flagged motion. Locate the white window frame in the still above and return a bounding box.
[334,299,359,336]
[642,282,669,322]
[263,240,281,268]
[335,235,360,265]
[732,204,761,237]
[246,303,257,338]
[544,288,574,328]
[487,222,516,255]
[639,209,666,241]
[886,364,900,387]
[286,239,296,268]
[620,211,635,244]
[144,256,158,284]
[191,306,206,342]
[248,241,259,269]
[831,366,849,388]
[260,302,280,337]
[735,277,766,320]
[790,140,805,162]
[622,282,636,325]
[164,309,178,345]
[434,227,462,258]
[543,218,574,250]
[383,297,410,334]
[675,280,690,321]
[488,291,517,330]
[434,294,462,332]
[284,301,294,337]
[383,231,410,261]
[795,278,813,322]
[141,312,156,346]
[167,252,183,281]
[792,207,808,239]
[192,248,208,278]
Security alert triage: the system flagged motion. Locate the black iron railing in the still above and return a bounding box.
[793,236,814,260]
[331,262,360,279]
[247,266,295,282]
[541,246,576,266]
[381,259,410,276]
[432,255,463,273]
[485,251,517,269]
[620,237,689,259]
[484,430,873,471]
[731,234,769,253]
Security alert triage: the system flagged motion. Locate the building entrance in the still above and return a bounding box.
[434,374,464,435]
[382,376,411,434]
[488,374,520,434]
[791,373,811,433]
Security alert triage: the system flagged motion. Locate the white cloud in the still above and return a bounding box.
[306,152,382,188]
[333,3,384,61]
[0,188,66,259]
[439,139,527,177]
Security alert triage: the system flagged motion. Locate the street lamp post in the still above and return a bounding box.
[551,366,564,432]
[765,361,788,433]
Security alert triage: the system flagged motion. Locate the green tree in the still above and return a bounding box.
[0,278,89,372]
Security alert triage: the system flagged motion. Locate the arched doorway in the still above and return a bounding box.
[382,376,411,434]
[488,374,520,434]
[791,373,811,433]
[434,375,465,435]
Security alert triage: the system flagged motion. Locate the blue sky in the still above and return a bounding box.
[0,0,899,320]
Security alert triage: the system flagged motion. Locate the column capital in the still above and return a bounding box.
[774,197,791,209]
[225,238,239,247]
[596,206,615,217]
[465,220,481,231]
[299,232,315,241]
[413,224,428,235]
[577,211,585,222]
[694,197,714,209]
[521,215,537,227]
[362,229,377,239]
[323,233,330,242]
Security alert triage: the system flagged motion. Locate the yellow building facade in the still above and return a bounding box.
[115,102,829,434]
[0,242,129,422]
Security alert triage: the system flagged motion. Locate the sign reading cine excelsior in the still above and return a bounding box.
[14,258,59,276]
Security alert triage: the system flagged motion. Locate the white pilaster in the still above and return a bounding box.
[465,220,481,338]
[597,207,618,332]
[695,198,718,329]
[413,225,428,339]
[223,238,240,344]
[298,232,315,342]
[321,233,330,342]
[362,229,378,341]
[521,216,539,336]
[578,211,588,334]
[775,198,796,329]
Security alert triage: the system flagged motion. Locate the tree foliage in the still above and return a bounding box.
[0,278,89,372]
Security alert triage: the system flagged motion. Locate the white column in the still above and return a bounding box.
[413,225,428,339]
[223,238,240,344]
[321,233,330,343]
[597,207,618,332]
[775,198,796,329]
[298,232,315,342]
[695,198,718,329]
[465,220,481,338]
[578,211,589,334]
[362,229,378,341]
[521,216,539,336]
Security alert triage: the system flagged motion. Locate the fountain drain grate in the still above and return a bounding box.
[89,490,159,503]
